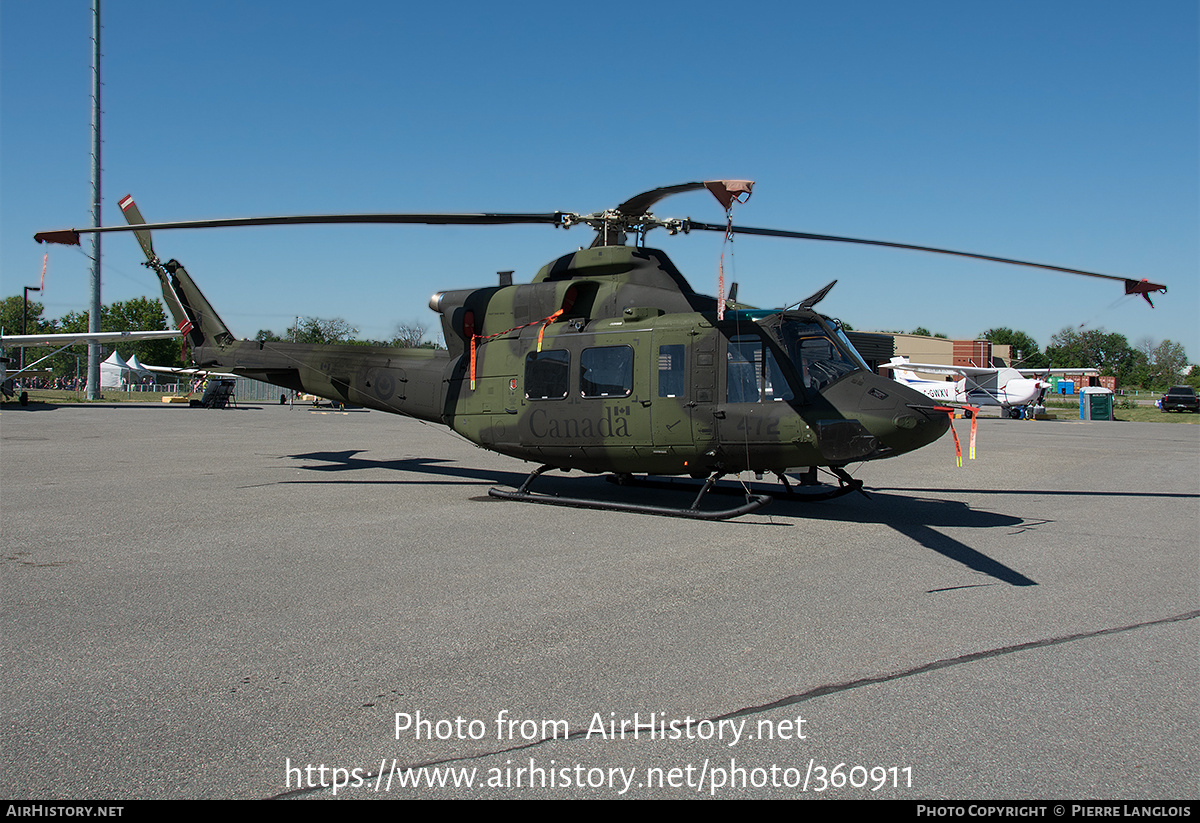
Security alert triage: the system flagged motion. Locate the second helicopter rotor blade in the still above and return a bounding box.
[35,211,568,246]
[682,219,1167,300]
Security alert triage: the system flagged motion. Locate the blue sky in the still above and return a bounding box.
[2,1,1196,361]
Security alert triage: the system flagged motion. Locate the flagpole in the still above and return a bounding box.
[87,0,102,399]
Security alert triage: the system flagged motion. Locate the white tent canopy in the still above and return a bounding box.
[99,350,131,388]
[124,353,154,384]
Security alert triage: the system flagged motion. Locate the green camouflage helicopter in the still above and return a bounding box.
[35,181,1166,519]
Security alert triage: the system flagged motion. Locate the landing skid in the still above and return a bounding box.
[607,466,867,503]
[489,465,773,520]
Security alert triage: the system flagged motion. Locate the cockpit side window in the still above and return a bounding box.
[781,321,861,392]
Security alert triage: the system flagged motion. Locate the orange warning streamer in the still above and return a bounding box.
[965,406,979,460]
[469,332,477,390]
[468,308,566,390]
[934,406,981,466]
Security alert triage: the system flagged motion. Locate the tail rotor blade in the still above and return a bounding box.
[118,194,156,262]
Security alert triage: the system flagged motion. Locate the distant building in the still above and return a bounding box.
[884,334,1011,370]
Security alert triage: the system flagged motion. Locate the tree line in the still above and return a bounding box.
[252,318,440,349]
[982,327,1194,391]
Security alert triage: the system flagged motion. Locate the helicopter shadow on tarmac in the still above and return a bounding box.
[281,449,529,488]
[280,449,1039,587]
[0,401,61,412]
[760,488,1041,588]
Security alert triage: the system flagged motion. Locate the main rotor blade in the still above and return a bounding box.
[35,212,568,246]
[683,220,1167,300]
[615,180,754,216]
[616,182,707,216]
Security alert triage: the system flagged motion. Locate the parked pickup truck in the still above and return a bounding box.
[1160,385,1199,413]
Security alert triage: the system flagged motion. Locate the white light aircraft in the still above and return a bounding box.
[881,356,1098,418]
[0,329,181,399]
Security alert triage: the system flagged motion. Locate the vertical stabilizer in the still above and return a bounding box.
[161,259,234,348]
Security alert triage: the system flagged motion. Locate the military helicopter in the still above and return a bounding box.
[35,181,1166,519]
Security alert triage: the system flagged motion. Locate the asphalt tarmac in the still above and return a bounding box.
[2,402,1196,799]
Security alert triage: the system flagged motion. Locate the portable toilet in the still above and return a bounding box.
[1080,387,1114,421]
[1060,380,1075,395]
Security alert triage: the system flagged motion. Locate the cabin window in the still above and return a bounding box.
[580,345,633,398]
[726,335,794,403]
[525,350,570,399]
[658,345,685,398]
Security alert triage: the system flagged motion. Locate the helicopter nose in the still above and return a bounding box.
[890,390,953,449]
[820,372,950,456]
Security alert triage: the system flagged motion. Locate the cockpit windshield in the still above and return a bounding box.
[777,319,866,392]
